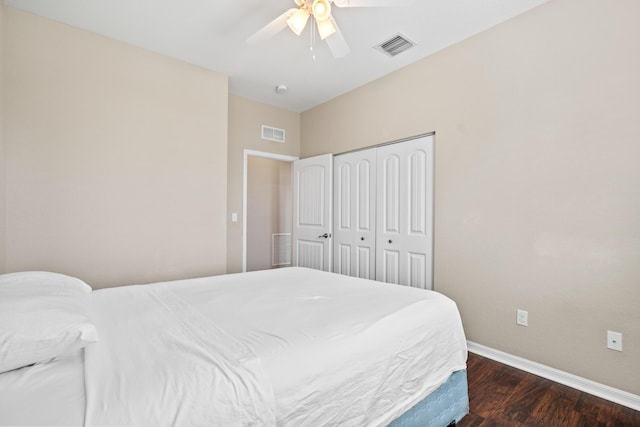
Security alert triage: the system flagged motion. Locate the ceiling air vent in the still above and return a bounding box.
[261,125,286,143]
[375,33,415,57]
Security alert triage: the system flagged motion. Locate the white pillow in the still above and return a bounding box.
[0,271,99,373]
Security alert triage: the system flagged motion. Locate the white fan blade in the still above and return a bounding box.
[332,0,413,7]
[247,8,297,45]
[325,17,350,58]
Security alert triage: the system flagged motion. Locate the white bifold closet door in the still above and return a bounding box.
[332,135,434,289]
[333,149,377,279]
[376,136,434,289]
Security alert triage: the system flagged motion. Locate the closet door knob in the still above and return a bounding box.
[388,239,393,244]
[360,237,365,241]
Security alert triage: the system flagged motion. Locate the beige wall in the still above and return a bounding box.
[301,0,640,395]
[246,157,292,271]
[0,1,6,273]
[227,95,299,273]
[3,8,229,288]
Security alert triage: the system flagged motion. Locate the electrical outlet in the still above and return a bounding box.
[516,309,528,327]
[607,331,622,352]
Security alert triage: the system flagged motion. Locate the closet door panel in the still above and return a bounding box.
[333,150,376,279]
[333,156,354,276]
[403,136,434,289]
[408,252,427,288]
[333,160,352,276]
[336,243,351,276]
[354,156,376,279]
[356,246,372,279]
[409,150,427,236]
[376,148,405,285]
[382,249,400,284]
[382,155,400,234]
[356,159,373,233]
[338,163,352,231]
[376,136,434,289]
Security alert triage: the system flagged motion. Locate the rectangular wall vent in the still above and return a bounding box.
[261,125,286,143]
[272,233,292,267]
[375,33,416,57]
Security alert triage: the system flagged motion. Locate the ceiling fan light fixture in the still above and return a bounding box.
[312,0,332,21]
[287,8,310,36]
[316,17,336,40]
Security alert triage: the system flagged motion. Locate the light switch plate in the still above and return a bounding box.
[516,309,528,326]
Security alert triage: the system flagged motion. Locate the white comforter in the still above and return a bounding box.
[84,286,275,426]
[84,267,467,426]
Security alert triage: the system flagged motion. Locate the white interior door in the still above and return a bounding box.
[292,154,333,271]
[376,135,434,289]
[333,150,376,279]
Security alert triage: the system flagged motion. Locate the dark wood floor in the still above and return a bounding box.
[457,352,640,427]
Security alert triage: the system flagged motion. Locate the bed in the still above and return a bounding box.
[0,267,468,426]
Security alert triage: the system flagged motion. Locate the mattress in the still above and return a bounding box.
[0,267,467,426]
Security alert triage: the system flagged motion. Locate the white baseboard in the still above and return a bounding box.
[467,341,640,412]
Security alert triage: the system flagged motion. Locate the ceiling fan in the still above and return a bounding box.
[247,0,411,59]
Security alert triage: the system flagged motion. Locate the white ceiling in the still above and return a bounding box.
[6,0,549,112]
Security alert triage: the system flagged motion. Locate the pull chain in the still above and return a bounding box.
[310,18,316,61]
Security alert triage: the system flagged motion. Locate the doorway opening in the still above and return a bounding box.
[242,150,298,272]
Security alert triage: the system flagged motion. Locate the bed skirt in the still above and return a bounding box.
[388,369,469,427]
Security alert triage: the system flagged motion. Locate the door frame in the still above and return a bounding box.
[242,149,299,272]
